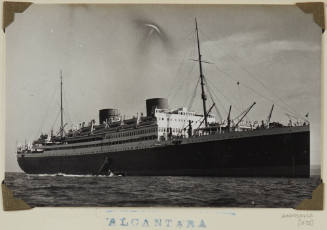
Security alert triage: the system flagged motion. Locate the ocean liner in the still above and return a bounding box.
[16,20,310,177]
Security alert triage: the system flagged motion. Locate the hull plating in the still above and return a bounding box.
[17,129,310,177]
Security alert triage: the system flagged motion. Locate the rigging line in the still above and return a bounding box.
[166,49,192,99]
[226,55,305,120]
[169,61,196,102]
[64,88,82,123]
[211,62,303,120]
[206,71,253,117]
[205,80,230,117]
[237,82,251,121]
[184,28,198,42]
[203,79,223,121]
[177,25,199,44]
[197,28,305,119]
[285,113,302,121]
[50,109,61,131]
[166,31,197,99]
[34,86,59,139]
[168,28,199,103]
[209,81,238,116]
[205,83,226,119]
[205,76,242,116]
[237,82,243,111]
[233,109,247,121]
[187,77,200,110]
[167,48,196,100]
[183,69,198,107]
[62,89,73,122]
[194,29,250,116]
[63,89,73,126]
[206,84,228,117]
[207,82,228,116]
[186,29,199,108]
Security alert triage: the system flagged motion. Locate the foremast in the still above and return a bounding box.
[60,70,64,138]
[195,18,208,127]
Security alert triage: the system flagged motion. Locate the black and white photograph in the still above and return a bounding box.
[3,3,322,208]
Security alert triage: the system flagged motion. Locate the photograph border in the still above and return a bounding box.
[0,0,326,229]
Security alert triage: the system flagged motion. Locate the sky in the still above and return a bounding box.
[5,4,322,171]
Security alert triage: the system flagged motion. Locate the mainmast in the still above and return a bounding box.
[60,70,64,138]
[195,18,208,127]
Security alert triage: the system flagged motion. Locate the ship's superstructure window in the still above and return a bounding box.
[21,96,218,155]
[154,107,215,140]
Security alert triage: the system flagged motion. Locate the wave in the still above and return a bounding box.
[27,172,119,178]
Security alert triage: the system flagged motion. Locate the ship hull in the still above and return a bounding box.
[17,127,310,177]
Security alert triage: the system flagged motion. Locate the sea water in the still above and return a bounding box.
[4,172,321,208]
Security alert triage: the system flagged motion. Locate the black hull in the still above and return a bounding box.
[17,130,310,177]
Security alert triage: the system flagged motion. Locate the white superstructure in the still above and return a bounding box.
[154,107,215,139]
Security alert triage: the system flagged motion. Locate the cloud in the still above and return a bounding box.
[255,40,320,53]
[196,32,320,70]
[197,31,270,61]
[202,31,267,52]
[222,31,268,45]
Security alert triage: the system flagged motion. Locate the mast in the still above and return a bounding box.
[60,70,64,138]
[195,18,208,127]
